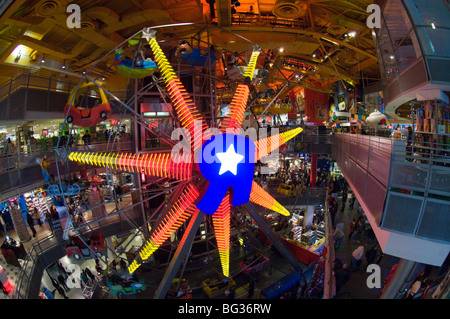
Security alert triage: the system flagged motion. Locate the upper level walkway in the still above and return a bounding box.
[333,132,450,267]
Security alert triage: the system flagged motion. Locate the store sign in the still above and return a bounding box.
[47,184,81,197]
[338,94,346,111]
[196,133,255,214]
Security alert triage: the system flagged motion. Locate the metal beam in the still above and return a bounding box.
[243,202,303,273]
[349,57,378,74]
[223,26,378,61]
[154,211,205,299]
[216,0,232,27]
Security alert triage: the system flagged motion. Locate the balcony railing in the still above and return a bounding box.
[382,138,450,243]
[0,73,127,107]
[0,141,134,201]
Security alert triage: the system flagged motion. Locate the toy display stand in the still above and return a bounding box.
[1,238,27,267]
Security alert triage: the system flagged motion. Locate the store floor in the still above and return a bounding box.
[332,190,399,299]
[0,194,135,299]
[0,189,421,300]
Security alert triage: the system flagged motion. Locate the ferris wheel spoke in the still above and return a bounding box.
[254,127,303,161]
[211,193,231,277]
[128,183,200,273]
[249,181,290,216]
[221,50,260,132]
[144,30,208,150]
[68,151,192,180]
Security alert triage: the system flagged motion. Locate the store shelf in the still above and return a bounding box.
[415,131,450,136]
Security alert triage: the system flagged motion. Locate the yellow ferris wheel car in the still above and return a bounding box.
[64,82,111,127]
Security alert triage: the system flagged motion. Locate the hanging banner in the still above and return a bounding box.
[304,88,329,125]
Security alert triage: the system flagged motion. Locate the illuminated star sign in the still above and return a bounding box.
[217,145,244,175]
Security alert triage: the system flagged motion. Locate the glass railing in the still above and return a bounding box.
[13,230,66,299]
[333,132,450,244]
[332,133,392,225]
[382,138,450,243]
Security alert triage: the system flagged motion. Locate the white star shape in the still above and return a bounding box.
[141,27,156,43]
[216,145,244,176]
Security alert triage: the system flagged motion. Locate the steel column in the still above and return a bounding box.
[243,202,303,273]
[154,211,205,299]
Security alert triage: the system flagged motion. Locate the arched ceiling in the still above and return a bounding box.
[0,0,380,94]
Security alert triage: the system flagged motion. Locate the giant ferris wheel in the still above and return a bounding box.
[56,23,304,298]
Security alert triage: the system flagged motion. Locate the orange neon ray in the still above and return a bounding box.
[148,35,208,151]
[249,181,290,216]
[221,50,260,132]
[255,127,303,161]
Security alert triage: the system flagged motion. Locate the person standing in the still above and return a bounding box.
[341,189,348,212]
[26,212,37,237]
[335,264,351,293]
[365,246,378,267]
[58,262,69,279]
[84,267,96,282]
[348,218,356,240]
[331,225,344,250]
[406,126,413,161]
[33,207,42,227]
[348,193,356,209]
[329,197,338,226]
[226,286,236,299]
[54,282,69,299]
[351,245,365,271]
[80,270,89,286]
[57,273,70,292]
[248,279,256,299]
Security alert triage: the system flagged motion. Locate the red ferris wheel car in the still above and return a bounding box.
[64,82,111,127]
